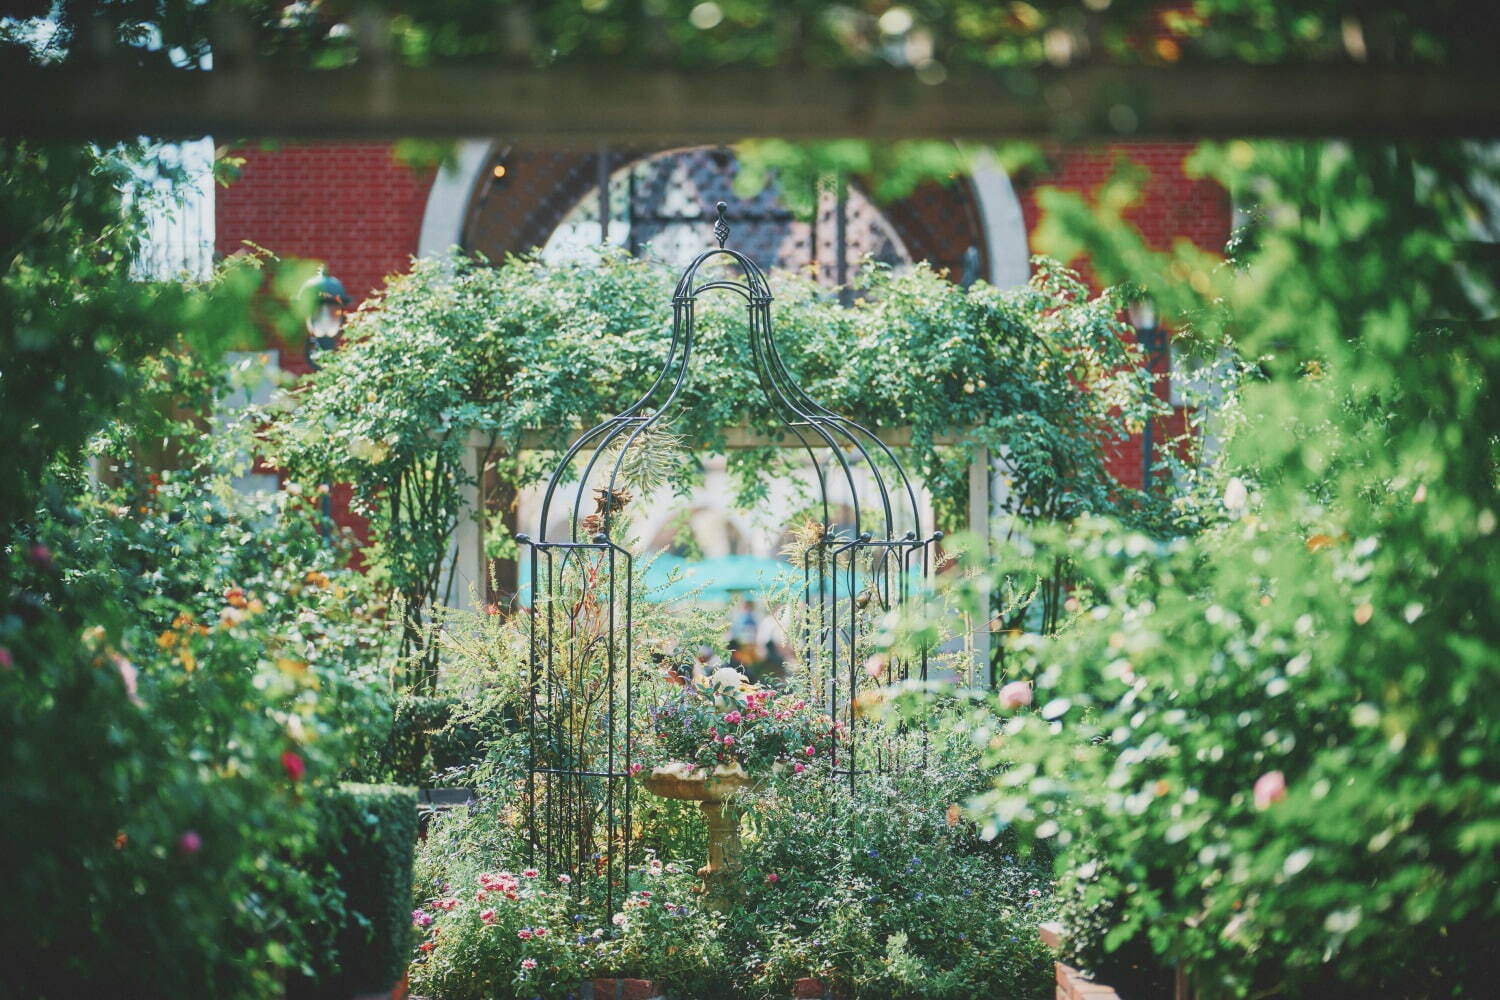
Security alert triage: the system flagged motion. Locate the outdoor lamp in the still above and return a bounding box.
[300,269,351,371]
[1128,296,1167,492]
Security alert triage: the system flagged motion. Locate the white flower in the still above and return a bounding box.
[708,666,748,689]
[1223,477,1249,512]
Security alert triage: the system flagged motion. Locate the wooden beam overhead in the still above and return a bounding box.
[4,61,1499,141]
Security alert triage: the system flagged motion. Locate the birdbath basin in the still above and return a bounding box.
[640,762,755,910]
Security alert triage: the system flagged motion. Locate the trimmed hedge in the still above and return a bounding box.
[291,783,418,998]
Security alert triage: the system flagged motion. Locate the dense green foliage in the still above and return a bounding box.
[264,250,1159,682]
[0,138,398,996]
[0,141,260,530]
[730,750,1057,999]
[293,784,420,999]
[410,697,1057,1000]
[13,2,1489,74]
[918,140,1500,997]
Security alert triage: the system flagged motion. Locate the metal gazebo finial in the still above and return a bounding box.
[713,200,730,248]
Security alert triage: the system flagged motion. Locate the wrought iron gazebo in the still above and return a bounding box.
[516,202,940,914]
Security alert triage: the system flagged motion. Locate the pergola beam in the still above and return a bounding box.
[5,61,1500,140]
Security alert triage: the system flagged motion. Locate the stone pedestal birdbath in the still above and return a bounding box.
[640,762,754,911]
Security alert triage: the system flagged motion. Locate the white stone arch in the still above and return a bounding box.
[416,138,497,259]
[969,150,1031,289]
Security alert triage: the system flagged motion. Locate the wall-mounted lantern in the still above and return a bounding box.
[300,269,351,371]
[1129,296,1167,492]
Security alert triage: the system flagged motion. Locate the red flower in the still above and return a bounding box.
[765,872,780,885]
[281,750,306,783]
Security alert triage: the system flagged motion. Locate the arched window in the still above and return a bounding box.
[447,142,1000,290]
[540,145,910,284]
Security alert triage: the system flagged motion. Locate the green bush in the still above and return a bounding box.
[733,738,1057,1000]
[293,784,419,998]
[410,698,1057,1000]
[370,694,513,787]
[1,257,392,996]
[958,140,1500,998]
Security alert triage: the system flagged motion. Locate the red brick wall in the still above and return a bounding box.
[1014,142,1230,489]
[216,143,432,542]
[215,142,432,374]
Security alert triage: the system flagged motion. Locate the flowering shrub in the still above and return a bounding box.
[408,851,724,1000]
[412,691,1057,1000]
[644,666,840,774]
[732,742,1058,999]
[951,140,1500,997]
[0,481,389,997]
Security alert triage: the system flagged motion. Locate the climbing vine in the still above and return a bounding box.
[263,250,1180,687]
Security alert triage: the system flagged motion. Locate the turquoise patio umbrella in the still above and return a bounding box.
[640,553,796,603]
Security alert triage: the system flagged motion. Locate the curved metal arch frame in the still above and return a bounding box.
[519,203,939,916]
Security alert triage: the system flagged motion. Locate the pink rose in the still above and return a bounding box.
[804,745,815,757]
[177,830,202,856]
[280,750,306,783]
[25,544,53,571]
[793,762,806,774]
[722,735,736,747]
[998,680,1033,710]
[0,646,13,670]
[629,762,642,775]
[724,710,742,724]
[765,872,779,884]
[1254,770,1287,810]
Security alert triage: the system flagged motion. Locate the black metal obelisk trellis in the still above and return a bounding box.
[517,203,938,916]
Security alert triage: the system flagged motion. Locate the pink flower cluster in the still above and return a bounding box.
[477,871,521,901]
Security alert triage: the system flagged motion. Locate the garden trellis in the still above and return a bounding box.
[516,203,948,913]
